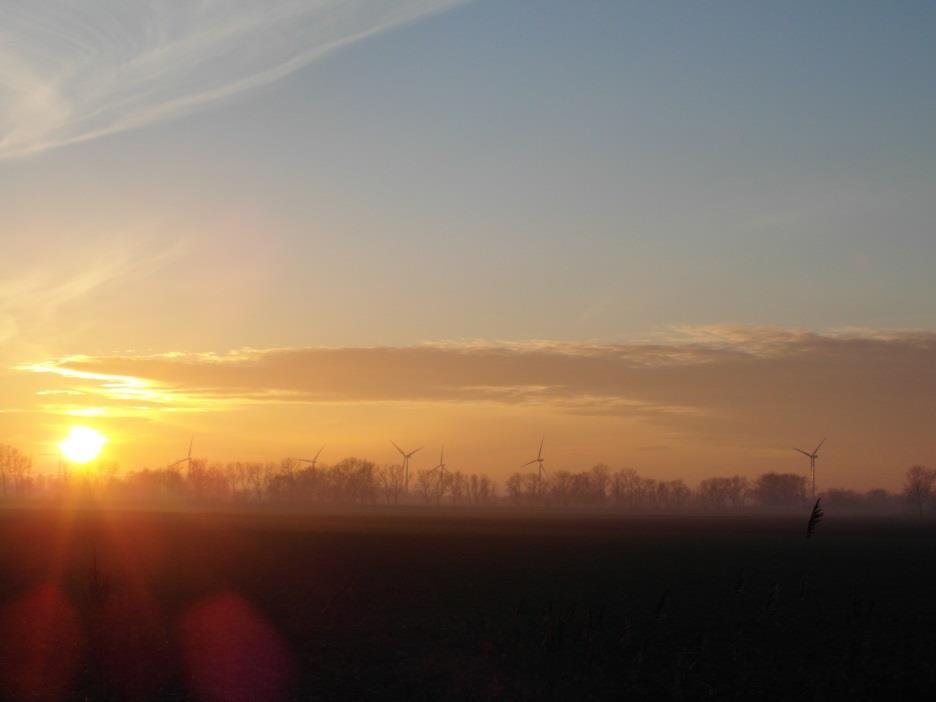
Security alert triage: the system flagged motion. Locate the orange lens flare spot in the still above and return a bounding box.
[180,593,294,702]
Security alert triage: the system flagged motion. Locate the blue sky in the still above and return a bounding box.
[3,0,934,354]
[2,1,935,479]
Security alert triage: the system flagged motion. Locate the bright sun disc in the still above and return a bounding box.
[59,426,107,464]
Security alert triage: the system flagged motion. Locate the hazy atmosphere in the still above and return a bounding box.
[3,3,936,700]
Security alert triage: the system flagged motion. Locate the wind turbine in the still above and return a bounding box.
[794,438,825,499]
[391,441,422,491]
[170,437,194,473]
[296,445,326,469]
[522,436,547,495]
[432,446,447,504]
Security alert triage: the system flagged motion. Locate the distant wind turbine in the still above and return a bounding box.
[522,436,547,495]
[794,438,825,499]
[433,446,447,476]
[432,446,447,504]
[296,445,326,469]
[170,437,194,473]
[391,441,422,491]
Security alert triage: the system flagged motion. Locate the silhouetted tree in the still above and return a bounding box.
[466,473,496,504]
[435,470,453,506]
[415,469,438,504]
[267,469,298,504]
[330,458,378,505]
[0,444,32,497]
[377,464,406,504]
[864,488,894,511]
[903,465,935,516]
[658,479,692,509]
[448,471,468,505]
[0,440,922,518]
[697,476,749,509]
[506,472,540,505]
[754,472,807,507]
[610,469,641,508]
[548,471,574,506]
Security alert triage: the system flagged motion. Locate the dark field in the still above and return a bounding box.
[0,507,934,701]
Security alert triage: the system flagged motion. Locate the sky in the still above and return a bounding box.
[1,1,934,489]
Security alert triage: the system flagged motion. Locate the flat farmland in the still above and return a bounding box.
[0,508,933,700]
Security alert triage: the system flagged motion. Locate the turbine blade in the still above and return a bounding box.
[521,459,538,467]
[813,437,826,455]
[538,436,544,460]
[314,445,325,460]
[391,440,406,457]
[794,448,812,458]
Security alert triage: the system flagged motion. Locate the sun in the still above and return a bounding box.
[59,426,108,464]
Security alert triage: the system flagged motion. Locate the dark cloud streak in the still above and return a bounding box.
[44,329,935,450]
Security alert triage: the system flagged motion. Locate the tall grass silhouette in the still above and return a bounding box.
[806,498,824,538]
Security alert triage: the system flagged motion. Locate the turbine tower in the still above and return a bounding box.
[296,445,326,469]
[794,438,825,499]
[522,436,547,495]
[432,446,447,504]
[391,441,422,491]
[170,437,194,474]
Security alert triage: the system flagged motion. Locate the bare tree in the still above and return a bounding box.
[698,476,749,509]
[326,458,377,505]
[903,465,935,516]
[506,472,540,505]
[0,445,31,498]
[377,464,406,504]
[754,473,807,507]
[589,463,611,505]
[865,488,894,511]
[449,471,468,505]
[610,469,657,509]
[415,469,437,504]
[467,474,496,504]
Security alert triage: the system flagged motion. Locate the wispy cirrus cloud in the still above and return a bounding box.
[0,0,465,159]
[0,234,182,354]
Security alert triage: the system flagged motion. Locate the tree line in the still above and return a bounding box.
[0,444,933,513]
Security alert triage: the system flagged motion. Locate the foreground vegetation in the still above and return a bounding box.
[0,509,934,700]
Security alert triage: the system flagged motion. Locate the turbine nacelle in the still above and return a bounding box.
[522,436,546,473]
[794,437,826,499]
[523,436,548,496]
[391,440,423,493]
[170,437,194,469]
[433,446,446,474]
[391,441,423,460]
[295,445,326,468]
[794,437,826,460]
